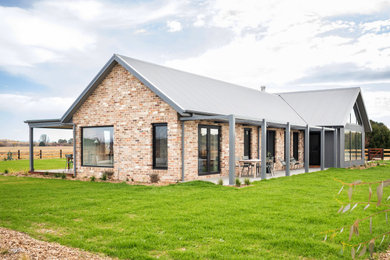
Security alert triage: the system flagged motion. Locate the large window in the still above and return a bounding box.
[153,123,168,169]
[344,130,362,161]
[198,125,220,175]
[82,126,113,167]
[244,128,252,159]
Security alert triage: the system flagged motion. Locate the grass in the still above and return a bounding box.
[1,163,390,259]
[0,158,66,173]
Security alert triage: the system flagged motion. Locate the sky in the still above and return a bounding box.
[1,0,390,142]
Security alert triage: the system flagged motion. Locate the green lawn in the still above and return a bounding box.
[0,158,66,173]
[1,163,390,259]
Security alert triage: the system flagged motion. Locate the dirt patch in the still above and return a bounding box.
[0,227,112,260]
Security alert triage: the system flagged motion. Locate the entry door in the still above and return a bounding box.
[309,132,321,165]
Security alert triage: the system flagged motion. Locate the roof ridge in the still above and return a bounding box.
[278,87,361,95]
[278,95,308,125]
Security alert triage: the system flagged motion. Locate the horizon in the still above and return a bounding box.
[1,0,390,141]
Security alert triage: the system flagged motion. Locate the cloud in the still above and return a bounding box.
[166,20,182,32]
[0,93,73,118]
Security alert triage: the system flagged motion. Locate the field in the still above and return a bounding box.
[0,146,72,160]
[0,158,66,173]
[1,163,390,259]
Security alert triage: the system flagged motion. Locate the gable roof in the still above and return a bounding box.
[62,54,307,126]
[279,88,371,131]
[60,54,370,131]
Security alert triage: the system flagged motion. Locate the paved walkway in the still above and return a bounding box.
[205,167,324,185]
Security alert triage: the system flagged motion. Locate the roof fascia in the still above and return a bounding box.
[61,55,118,123]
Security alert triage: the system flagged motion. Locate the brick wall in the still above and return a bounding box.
[72,63,304,183]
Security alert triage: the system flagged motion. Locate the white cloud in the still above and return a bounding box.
[364,91,390,119]
[0,94,73,117]
[166,20,182,32]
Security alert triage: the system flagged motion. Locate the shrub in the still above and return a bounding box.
[44,172,49,176]
[90,176,96,182]
[150,173,160,183]
[102,170,114,179]
[218,178,224,185]
[54,173,62,178]
[4,169,9,174]
[244,178,250,185]
[235,178,241,187]
[101,173,107,181]
[61,173,66,179]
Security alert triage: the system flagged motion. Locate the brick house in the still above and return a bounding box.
[25,54,371,184]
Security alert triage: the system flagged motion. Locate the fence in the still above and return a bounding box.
[365,148,390,161]
[0,148,73,160]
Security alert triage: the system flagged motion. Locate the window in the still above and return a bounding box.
[267,130,276,159]
[344,130,362,162]
[153,123,168,169]
[198,125,220,175]
[293,132,299,160]
[82,126,114,167]
[244,128,252,159]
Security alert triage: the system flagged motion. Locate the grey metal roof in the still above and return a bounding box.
[116,54,307,125]
[279,87,371,131]
[56,53,370,130]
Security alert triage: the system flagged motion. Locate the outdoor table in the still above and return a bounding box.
[238,159,261,177]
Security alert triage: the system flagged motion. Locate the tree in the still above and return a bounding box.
[39,134,49,146]
[366,120,390,148]
[58,139,68,145]
[68,138,73,145]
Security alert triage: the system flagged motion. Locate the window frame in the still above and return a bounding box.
[293,132,299,161]
[152,123,168,170]
[81,125,114,168]
[198,124,221,175]
[244,128,252,159]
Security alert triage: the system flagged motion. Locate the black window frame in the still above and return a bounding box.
[152,123,168,170]
[266,130,276,160]
[293,132,299,161]
[198,125,221,175]
[81,125,114,168]
[244,128,252,159]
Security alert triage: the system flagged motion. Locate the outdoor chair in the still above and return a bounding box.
[279,158,287,170]
[241,156,253,177]
[65,154,73,170]
[266,157,275,176]
[290,157,299,169]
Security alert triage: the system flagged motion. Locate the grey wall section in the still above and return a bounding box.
[325,132,335,168]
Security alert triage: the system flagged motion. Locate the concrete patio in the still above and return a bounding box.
[205,167,325,185]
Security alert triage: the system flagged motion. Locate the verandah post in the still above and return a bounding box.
[29,127,34,172]
[321,127,325,171]
[304,124,310,173]
[228,114,236,185]
[285,122,290,176]
[261,119,267,180]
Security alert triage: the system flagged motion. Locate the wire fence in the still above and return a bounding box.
[0,148,73,160]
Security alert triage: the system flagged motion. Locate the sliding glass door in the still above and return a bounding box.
[198,125,221,175]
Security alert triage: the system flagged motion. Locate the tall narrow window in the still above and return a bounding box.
[244,128,252,159]
[153,123,168,169]
[198,125,220,175]
[266,130,276,159]
[293,132,299,160]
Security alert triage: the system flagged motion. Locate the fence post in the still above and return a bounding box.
[18,150,20,160]
[382,148,384,160]
[60,149,62,159]
[39,149,42,159]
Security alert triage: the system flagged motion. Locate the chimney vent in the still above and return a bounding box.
[261,86,266,92]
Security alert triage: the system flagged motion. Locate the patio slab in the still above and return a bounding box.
[205,167,325,185]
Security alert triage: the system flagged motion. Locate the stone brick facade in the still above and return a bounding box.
[72,63,304,183]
